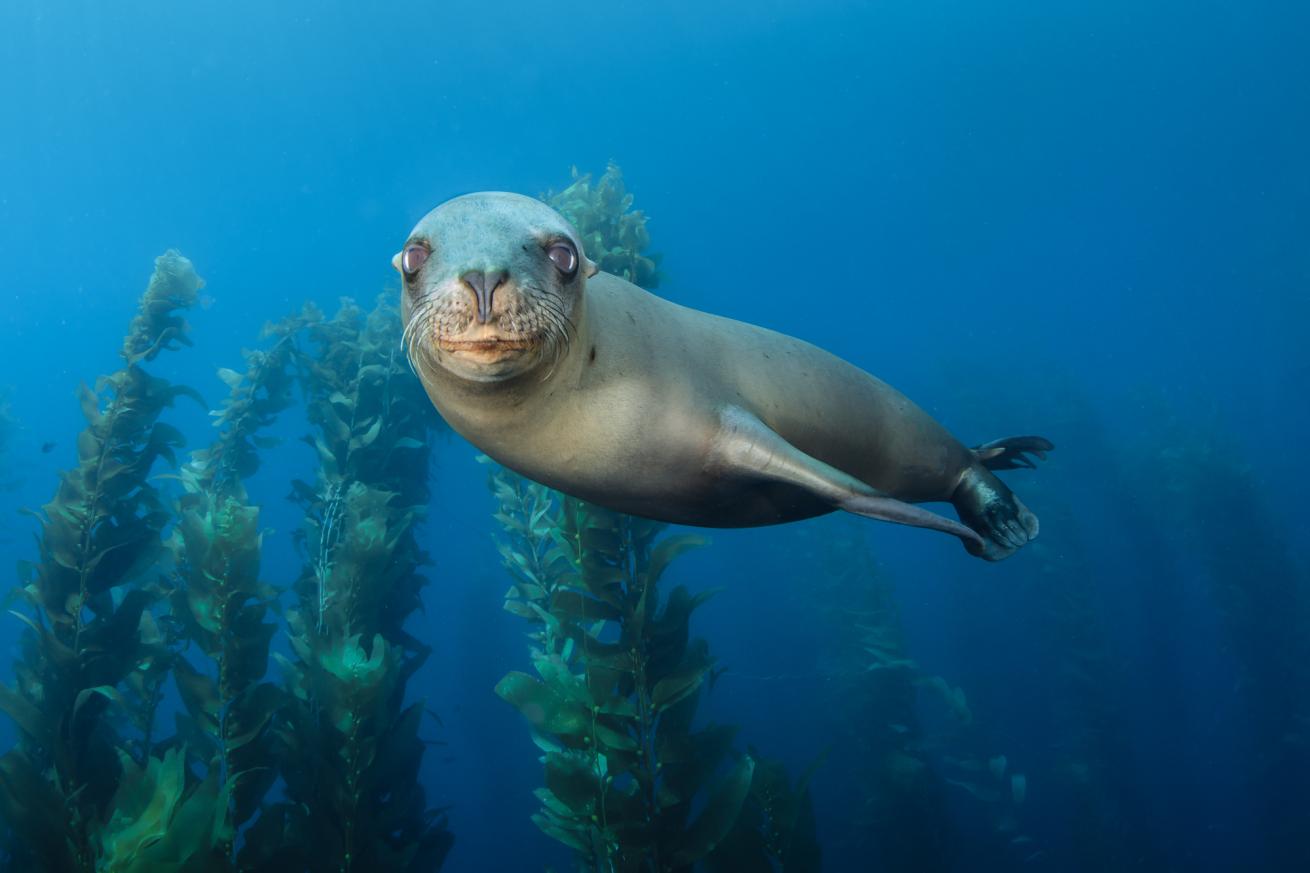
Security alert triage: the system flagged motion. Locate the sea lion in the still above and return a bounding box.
[396,192,1052,560]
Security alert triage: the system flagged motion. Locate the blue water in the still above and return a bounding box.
[2,1,1307,870]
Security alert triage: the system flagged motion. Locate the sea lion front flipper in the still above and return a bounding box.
[708,407,985,550]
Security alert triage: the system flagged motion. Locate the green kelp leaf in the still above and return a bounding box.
[77,428,103,463]
[531,811,592,853]
[495,671,591,737]
[148,754,233,865]
[173,656,220,732]
[73,686,126,726]
[544,752,600,816]
[650,660,711,713]
[78,382,103,425]
[593,720,638,752]
[8,610,77,668]
[672,754,756,865]
[225,683,283,754]
[350,417,383,450]
[658,723,739,809]
[95,748,196,870]
[504,598,541,621]
[645,534,709,588]
[550,590,620,622]
[533,787,576,819]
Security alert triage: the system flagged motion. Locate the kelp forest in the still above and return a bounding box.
[0,166,1305,873]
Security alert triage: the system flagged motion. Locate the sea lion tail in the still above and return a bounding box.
[972,435,1054,471]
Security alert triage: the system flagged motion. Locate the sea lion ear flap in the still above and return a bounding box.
[583,255,599,279]
[391,251,403,273]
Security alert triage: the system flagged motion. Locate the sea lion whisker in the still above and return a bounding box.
[401,298,443,377]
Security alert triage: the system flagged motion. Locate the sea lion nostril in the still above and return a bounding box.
[461,269,509,323]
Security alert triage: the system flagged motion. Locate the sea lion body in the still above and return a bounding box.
[431,272,973,526]
[399,193,1049,560]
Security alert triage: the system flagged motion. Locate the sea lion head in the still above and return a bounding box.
[395,192,597,384]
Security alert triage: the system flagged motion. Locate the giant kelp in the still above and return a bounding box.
[809,524,1036,869]
[0,251,218,871]
[490,470,818,871]
[0,254,458,872]
[545,163,662,290]
[165,310,310,862]
[1129,398,1310,867]
[810,527,956,871]
[241,296,453,873]
[940,366,1165,870]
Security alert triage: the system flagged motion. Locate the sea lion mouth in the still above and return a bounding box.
[437,337,536,352]
[436,335,539,363]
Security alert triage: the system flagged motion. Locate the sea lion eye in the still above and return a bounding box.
[401,244,430,277]
[547,241,578,278]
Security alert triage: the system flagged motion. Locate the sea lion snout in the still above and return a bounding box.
[461,268,509,323]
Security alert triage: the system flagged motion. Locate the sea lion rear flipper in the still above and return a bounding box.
[709,407,985,550]
[972,435,1054,470]
[952,466,1041,562]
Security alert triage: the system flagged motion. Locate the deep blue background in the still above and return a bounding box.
[2,1,1307,870]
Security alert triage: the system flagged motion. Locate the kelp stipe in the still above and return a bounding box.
[0,251,207,871]
[242,296,453,872]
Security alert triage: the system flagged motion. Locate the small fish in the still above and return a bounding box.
[40,441,56,453]
[199,293,216,310]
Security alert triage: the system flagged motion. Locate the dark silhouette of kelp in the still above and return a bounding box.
[0,251,216,871]
[933,364,1175,871]
[810,528,957,871]
[1128,397,1310,868]
[806,522,1041,870]
[1018,405,1168,871]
